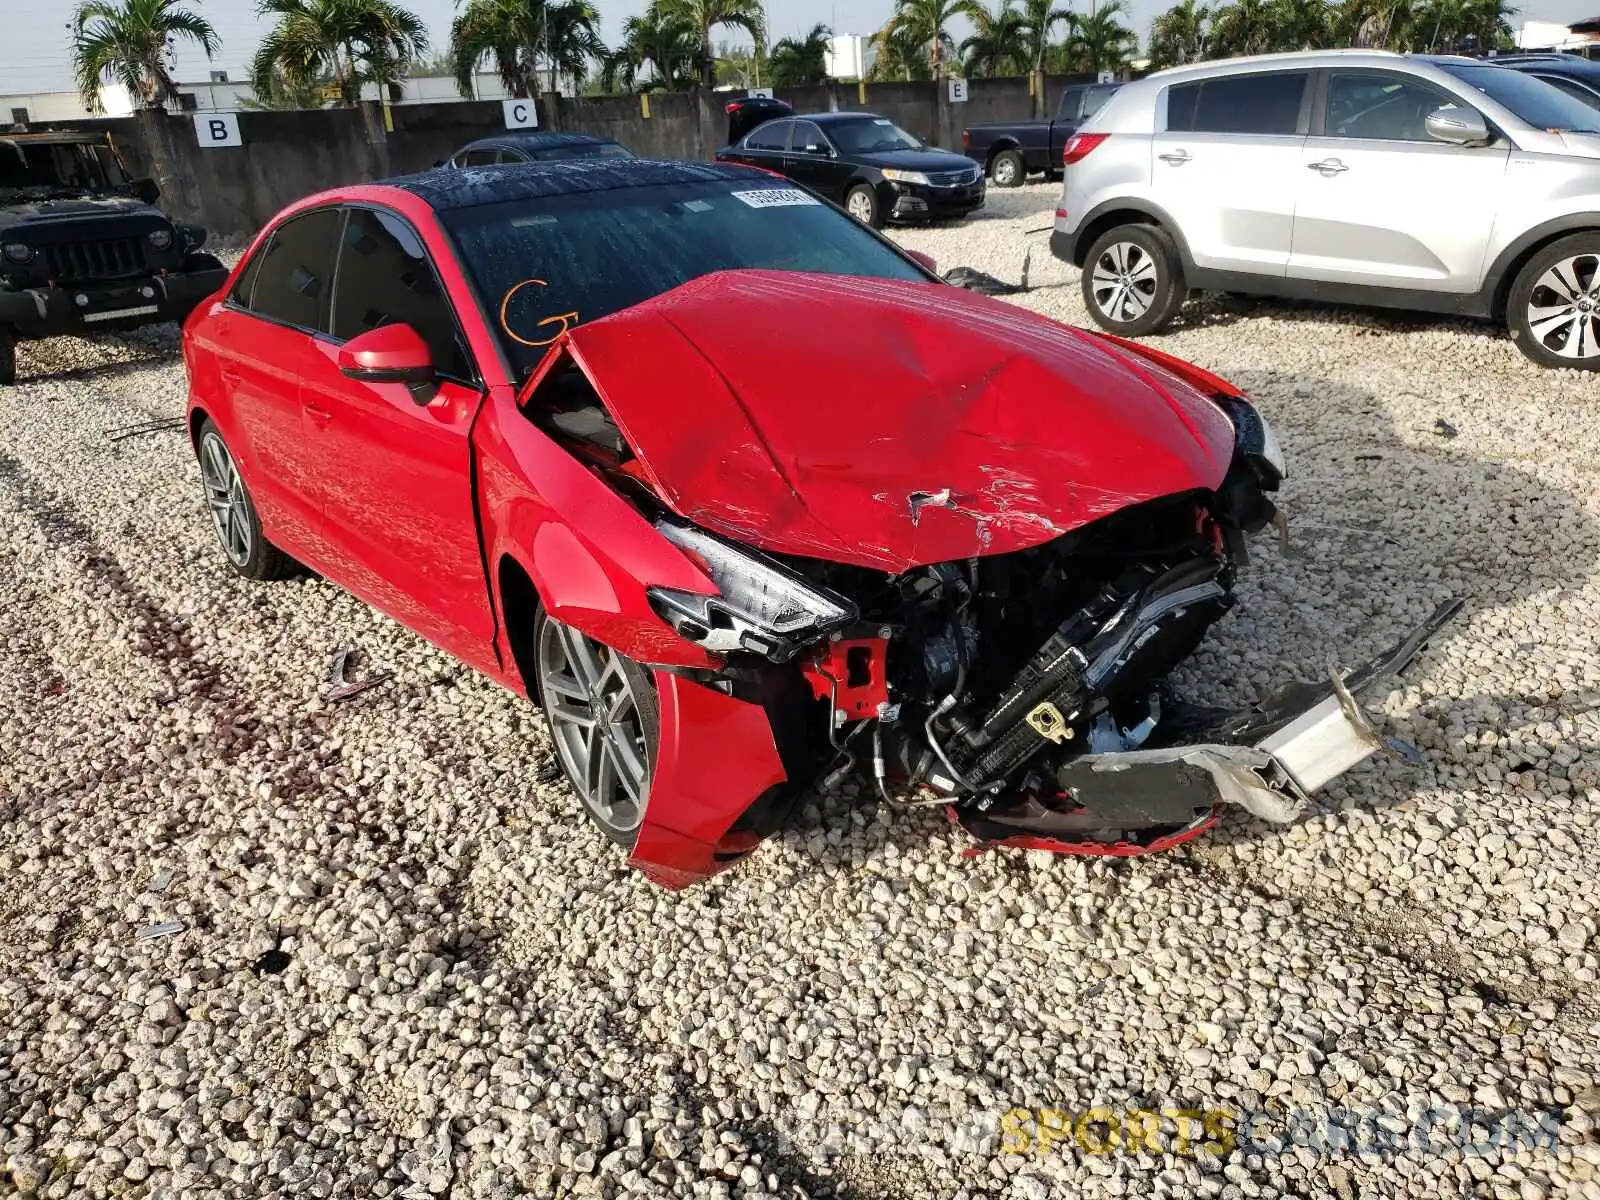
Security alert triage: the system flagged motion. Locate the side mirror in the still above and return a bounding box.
[907,250,938,274]
[1425,105,1491,147]
[132,178,160,204]
[338,324,436,403]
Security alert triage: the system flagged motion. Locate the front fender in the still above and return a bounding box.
[474,384,720,671]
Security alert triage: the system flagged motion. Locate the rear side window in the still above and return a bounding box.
[332,207,473,381]
[242,207,343,331]
[1167,72,1309,135]
[744,120,791,151]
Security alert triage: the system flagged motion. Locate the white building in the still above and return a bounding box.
[1516,18,1600,54]
[824,34,876,81]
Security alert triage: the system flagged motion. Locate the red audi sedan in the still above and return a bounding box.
[182,160,1455,888]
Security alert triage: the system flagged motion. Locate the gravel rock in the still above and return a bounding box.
[1,189,1596,1199]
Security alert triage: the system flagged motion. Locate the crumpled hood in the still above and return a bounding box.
[562,270,1238,572]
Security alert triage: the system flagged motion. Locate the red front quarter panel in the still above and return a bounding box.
[474,386,721,674]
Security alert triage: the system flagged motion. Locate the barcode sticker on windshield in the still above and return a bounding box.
[732,188,821,209]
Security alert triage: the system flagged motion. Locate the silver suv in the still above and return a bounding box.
[1050,51,1600,369]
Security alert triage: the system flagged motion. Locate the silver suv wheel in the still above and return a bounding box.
[1509,234,1600,371]
[1526,252,1599,363]
[1090,241,1160,323]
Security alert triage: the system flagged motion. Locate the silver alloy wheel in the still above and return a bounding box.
[1526,252,1600,361]
[847,189,875,223]
[993,155,1019,186]
[199,431,252,566]
[537,618,650,834]
[1089,240,1160,323]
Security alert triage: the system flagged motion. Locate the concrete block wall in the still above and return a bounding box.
[48,76,1090,244]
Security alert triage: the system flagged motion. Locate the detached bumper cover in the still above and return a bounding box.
[955,599,1462,854]
[0,268,227,337]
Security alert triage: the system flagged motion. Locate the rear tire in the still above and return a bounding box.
[990,149,1025,188]
[1507,233,1600,371]
[846,184,883,229]
[195,419,295,580]
[1080,224,1186,336]
[533,605,659,848]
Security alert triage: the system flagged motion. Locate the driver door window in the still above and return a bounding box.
[1323,72,1460,142]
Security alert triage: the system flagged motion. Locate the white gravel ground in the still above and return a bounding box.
[2,184,1598,1200]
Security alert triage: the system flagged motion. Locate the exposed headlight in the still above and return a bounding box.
[881,168,930,187]
[649,520,857,660]
[1215,396,1285,485]
[147,228,174,250]
[2,243,33,265]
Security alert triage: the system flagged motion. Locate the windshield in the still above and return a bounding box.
[443,178,928,378]
[533,142,633,161]
[0,140,125,196]
[826,118,924,155]
[1438,63,1600,133]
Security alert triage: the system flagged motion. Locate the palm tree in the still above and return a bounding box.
[72,0,220,110]
[768,22,831,86]
[607,3,701,90]
[1147,0,1209,66]
[878,0,982,79]
[870,20,941,80]
[1018,0,1073,76]
[961,0,1028,76]
[1268,0,1329,48]
[657,0,767,90]
[1206,0,1278,54]
[242,61,331,108]
[1065,0,1136,73]
[251,0,428,107]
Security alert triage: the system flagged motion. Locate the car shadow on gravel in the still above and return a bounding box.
[12,329,180,385]
[1172,367,1600,845]
[1173,290,1507,345]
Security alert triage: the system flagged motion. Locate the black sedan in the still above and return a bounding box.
[446,131,633,168]
[716,111,985,228]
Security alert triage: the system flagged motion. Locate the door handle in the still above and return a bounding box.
[303,402,333,426]
[1308,158,1348,175]
[1158,150,1191,165]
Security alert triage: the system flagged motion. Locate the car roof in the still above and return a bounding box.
[389,157,769,212]
[1147,48,1426,81]
[807,111,891,124]
[1489,54,1600,78]
[457,131,618,154]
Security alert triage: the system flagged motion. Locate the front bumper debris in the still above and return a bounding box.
[0,268,226,338]
[955,599,1462,854]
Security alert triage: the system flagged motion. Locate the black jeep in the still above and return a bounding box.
[0,129,228,383]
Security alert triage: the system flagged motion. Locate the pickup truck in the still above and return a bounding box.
[962,82,1121,187]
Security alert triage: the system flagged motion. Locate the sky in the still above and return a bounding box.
[5,0,1599,96]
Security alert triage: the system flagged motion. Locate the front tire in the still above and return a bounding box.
[195,419,295,580]
[1080,224,1186,336]
[533,606,658,847]
[990,149,1025,188]
[1507,233,1600,371]
[845,184,883,229]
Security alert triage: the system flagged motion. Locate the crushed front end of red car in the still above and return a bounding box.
[520,270,1456,886]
